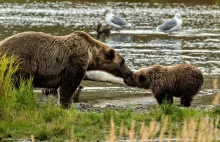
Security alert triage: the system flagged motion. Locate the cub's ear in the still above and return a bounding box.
[105,49,115,60]
[139,74,147,82]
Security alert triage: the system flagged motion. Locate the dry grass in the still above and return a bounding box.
[110,116,116,142]
[212,92,220,105]
[108,116,220,141]
[212,77,220,105]
[213,77,218,89]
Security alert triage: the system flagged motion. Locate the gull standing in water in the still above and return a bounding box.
[103,9,132,30]
[156,13,182,36]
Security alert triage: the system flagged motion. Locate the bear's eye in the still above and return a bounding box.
[139,74,146,82]
[105,49,115,60]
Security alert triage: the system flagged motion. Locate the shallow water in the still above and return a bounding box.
[0,0,219,107]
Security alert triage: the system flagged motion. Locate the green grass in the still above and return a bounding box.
[0,54,219,141]
[0,54,19,119]
[0,103,219,141]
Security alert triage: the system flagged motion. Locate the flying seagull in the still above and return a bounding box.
[156,13,182,36]
[103,9,132,29]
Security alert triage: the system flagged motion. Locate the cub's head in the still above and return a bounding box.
[124,68,152,89]
[74,31,133,79]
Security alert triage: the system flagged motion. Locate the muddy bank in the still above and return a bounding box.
[73,102,220,112]
[73,102,150,113]
[40,92,220,112]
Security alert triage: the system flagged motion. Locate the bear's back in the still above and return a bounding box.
[0,32,60,53]
[0,31,97,89]
[169,64,203,81]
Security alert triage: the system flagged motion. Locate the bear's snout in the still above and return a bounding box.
[124,74,136,87]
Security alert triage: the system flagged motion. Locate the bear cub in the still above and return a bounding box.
[124,64,204,107]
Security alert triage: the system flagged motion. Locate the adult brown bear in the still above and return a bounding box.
[0,31,133,108]
[124,64,203,107]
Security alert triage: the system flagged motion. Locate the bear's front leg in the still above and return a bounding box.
[180,95,193,107]
[154,93,174,105]
[59,67,86,108]
[59,81,81,108]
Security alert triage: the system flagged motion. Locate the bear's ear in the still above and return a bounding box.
[139,74,147,82]
[105,49,115,60]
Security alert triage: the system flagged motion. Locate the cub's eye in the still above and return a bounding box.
[105,49,115,60]
[139,74,146,82]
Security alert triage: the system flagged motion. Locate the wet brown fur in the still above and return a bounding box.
[124,64,204,107]
[0,31,132,108]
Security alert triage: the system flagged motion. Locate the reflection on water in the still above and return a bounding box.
[0,0,219,107]
[97,34,133,46]
[151,38,182,50]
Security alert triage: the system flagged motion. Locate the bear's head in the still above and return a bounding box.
[124,68,152,89]
[96,47,133,79]
[74,31,133,79]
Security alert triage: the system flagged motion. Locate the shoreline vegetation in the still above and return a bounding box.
[0,55,219,141]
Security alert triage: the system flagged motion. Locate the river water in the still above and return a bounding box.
[0,0,219,107]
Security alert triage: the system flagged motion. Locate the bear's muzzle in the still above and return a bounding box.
[123,74,136,87]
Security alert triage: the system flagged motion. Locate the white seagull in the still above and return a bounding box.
[156,13,182,36]
[103,9,132,29]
